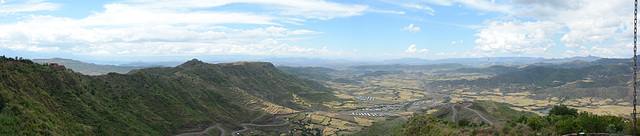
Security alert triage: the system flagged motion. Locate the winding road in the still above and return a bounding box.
[463,103,494,125]
[230,115,290,136]
[450,104,458,122]
[175,123,225,136]
[175,112,308,136]
[409,85,439,112]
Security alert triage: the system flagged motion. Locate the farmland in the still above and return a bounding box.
[235,60,636,135]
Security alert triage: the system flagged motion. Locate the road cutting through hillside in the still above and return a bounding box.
[231,115,290,136]
[175,111,311,136]
[463,103,494,125]
[409,85,439,112]
[175,123,225,136]
[451,104,458,122]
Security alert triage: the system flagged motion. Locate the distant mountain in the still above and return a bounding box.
[1,57,337,135]
[278,66,333,81]
[381,56,601,66]
[435,58,631,77]
[119,61,183,67]
[429,62,632,100]
[350,63,467,72]
[522,58,631,69]
[445,65,521,76]
[261,57,368,69]
[32,58,140,75]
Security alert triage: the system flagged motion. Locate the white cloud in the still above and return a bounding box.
[0,15,327,56]
[435,52,457,56]
[0,0,355,57]
[399,4,435,15]
[401,4,434,11]
[79,3,278,26]
[0,0,60,15]
[124,0,370,20]
[457,0,513,14]
[563,42,633,58]
[473,19,562,54]
[402,24,421,32]
[1,44,59,52]
[450,40,463,44]
[512,0,629,48]
[66,38,336,57]
[462,0,631,58]
[419,0,513,14]
[367,9,405,14]
[405,44,429,53]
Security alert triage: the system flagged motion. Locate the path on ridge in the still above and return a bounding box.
[175,123,225,136]
[410,85,439,112]
[231,111,316,136]
[176,111,310,136]
[450,104,458,122]
[463,103,494,125]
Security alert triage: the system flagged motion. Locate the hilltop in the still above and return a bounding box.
[32,58,140,75]
[0,56,338,135]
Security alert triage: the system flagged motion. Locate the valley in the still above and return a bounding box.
[271,58,638,135]
[4,56,639,135]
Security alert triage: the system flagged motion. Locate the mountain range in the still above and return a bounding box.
[0,56,337,135]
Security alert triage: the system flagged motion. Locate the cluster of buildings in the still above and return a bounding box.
[355,96,374,101]
[400,100,425,106]
[359,106,401,111]
[431,103,446,107]
[348,112,392,117]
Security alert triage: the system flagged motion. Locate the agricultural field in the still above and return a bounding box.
[272,61,637,135]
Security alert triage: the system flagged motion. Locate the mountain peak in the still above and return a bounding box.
[178,58,204,67]
[188,58,200,62]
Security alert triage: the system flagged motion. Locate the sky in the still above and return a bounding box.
[0,0,635,63]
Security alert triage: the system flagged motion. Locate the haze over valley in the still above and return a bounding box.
[2,0,640,135]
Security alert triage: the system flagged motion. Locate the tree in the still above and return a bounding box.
[527,116,541,131]
[554,119,577,134]
[549,104,578,116]
[458,118,470,126]
[577,112,609,133]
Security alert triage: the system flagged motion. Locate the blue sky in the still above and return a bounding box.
[0,0,634,63]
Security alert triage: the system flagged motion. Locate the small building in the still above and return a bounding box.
[49,63,66,70]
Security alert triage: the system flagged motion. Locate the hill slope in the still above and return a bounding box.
[278,66,333,81]
[32,58,139,75]
[429,63,632,99]
[0,57,337,135]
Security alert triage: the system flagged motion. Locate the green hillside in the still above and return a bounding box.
[446,65,520,76]
[0,56,337,135]
[32,58,139,75]
[356,101,635,135]
[429,63,631,96]
[350,63,467,71]
[278,66,333,81]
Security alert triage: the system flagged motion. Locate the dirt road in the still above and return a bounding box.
[463,103,494,125]
[175,123,225,136]
[451,104,458,122]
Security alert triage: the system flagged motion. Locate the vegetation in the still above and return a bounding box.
[352,117,405,136]
[32,58,140,75]
[357,103,636,135]
[278,66,333,81]
[6,55,639,135]
[548,104,578,116]
[350,63,467,71]
[429,62,633,100]
[446,65,520,76]
[0,56,337,135]
[508,104,629,135]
